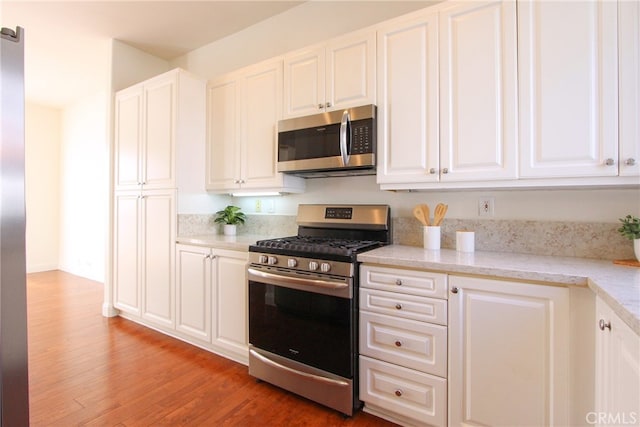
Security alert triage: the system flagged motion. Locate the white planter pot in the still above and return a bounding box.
[223,224,237,236]
[634,239,640,262]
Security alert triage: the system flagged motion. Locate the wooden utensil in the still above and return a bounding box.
[413,205,429,226]
[433,203,448,226]
[420,204,430,226]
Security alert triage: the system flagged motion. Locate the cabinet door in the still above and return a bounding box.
[326,31,376,110]
[595,298,640,426]
[240,60,283,189]
[439,0,517,181]
[518,0,618,178]
[619,0,640,177]
[114,86,143,191]
[113,191,141,315]
[376,10,439,185]
[448,276,570,426]
[143,74,176,189]
[141,190,175,328]
[176,244,212,342]
[206,77,240,191]
[212,249,249,362]
[283,47,325,118]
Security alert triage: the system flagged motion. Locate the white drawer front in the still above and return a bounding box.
[361,265,448,299]
[360,288,447,325]
[360,355,447,427]
[360,311,447,377]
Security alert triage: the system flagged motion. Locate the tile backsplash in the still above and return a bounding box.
[178,214,634,261]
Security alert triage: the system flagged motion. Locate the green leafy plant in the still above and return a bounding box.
[617,215,640,240]
[214,205,247,226]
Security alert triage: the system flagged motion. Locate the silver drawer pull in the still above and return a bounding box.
[395,389,403,397]
[395,303,402,310]
[394,340,402,347]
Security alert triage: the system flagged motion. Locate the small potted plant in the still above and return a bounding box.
[618,214,640,262]
[214,205,247,236]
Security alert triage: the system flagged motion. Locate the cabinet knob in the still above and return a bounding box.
[395,303,402,310]
[625,158,637,166]
[318,104,324,110]
[604,158,615,166]
[394,340,402,347]
[451,286,459,294]
[442,168,449,174]
[429,168,437,174]
[599,319,611,331]
[325,102,332,108]
[394,389,403,397]
[395,279,402,286]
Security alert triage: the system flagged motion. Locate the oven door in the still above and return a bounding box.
[248,266,355,379]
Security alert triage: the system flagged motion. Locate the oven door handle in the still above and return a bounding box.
[248,267,349,291]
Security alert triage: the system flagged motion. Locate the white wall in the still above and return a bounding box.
[233,175,640,223]
[25,103,61,272]
[58,92,108,282]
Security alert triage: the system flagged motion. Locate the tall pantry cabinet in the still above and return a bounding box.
[112,69,206,328]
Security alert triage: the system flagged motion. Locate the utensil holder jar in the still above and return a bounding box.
[423,226,441,250]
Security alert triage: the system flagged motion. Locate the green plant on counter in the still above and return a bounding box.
[617,215,640,240]
[214,205,247,226]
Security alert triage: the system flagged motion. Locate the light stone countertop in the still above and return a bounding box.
[176,235,640,336]
[358,245,640,336]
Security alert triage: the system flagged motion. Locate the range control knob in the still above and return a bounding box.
[258,255,268,264]
[267,256,278,265]
[308,261,319,271]
[320,262,331,273]
[287,258,298,268]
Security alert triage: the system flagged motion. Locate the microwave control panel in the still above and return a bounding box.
[351,123,373,154]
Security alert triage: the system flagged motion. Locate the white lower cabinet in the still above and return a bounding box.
[448,275,570,427]
[172,244,249,364]
[595,297,640,427]
[359,265,448,427]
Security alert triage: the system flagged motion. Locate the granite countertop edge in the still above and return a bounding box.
[176,236,640,336]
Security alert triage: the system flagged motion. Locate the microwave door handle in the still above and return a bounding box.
[339,109,350,166]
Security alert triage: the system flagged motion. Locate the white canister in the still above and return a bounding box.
[423,226,441,250]
[456,230,475,252]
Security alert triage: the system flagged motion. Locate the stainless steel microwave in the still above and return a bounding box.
[277,104,376,178]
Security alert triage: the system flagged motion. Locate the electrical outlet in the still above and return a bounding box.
[266,199,275,213]
[478,197,495,217]
[255,199,262,213]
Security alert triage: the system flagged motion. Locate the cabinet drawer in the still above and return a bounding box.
[360,355,446,427]
[360,288,447,325]
[360,311,447,377]
[361,265,448,298]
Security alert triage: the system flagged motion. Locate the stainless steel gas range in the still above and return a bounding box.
[247,204,391,416]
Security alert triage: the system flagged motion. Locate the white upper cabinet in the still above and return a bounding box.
[376,9,439,186]
[114,68,206,192]
[283,30,376,118]
[619,0,640,177]
[518,0,619,178]
[439,0,517,182]
[206,59,304,194]
[377,1,517,189]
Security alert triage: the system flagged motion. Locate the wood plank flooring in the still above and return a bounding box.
[26,271,396,426]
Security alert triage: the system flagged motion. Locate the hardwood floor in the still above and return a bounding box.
[26,271,396,426]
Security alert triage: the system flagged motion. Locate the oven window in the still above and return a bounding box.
[249,280,354,379]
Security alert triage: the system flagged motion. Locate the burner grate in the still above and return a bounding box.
[255,236,382,257]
